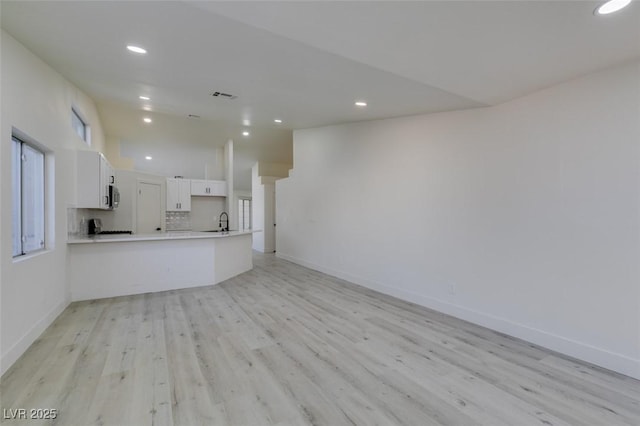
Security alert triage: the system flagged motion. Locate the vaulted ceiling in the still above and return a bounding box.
[2,1,639,187]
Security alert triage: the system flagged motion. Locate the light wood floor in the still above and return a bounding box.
[2,253,639,425]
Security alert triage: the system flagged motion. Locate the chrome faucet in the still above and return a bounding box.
[219,212,229,232]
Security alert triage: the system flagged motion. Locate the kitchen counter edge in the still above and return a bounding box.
[68,230,259,244]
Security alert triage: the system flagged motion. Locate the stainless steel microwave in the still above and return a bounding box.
[108,185,120,209]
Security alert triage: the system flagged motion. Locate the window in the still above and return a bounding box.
[71,108,90,144]
[238,198,252,230]
[12,136,45,257]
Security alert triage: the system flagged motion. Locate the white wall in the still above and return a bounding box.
[190,197,226,231]
[258,162,292,178]
[0,31,106,374]
[277,62,640,379]
[118,141,225,181]
[252,163,266,252]
[264,182,276,252]
[224,140,237,231]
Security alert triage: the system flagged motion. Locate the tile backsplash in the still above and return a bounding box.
[166,211,191,231]
[67,207,80,238]
[67,207,93,238]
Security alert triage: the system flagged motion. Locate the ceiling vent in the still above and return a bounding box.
[211,91,237,100]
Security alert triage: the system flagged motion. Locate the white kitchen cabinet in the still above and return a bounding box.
[102,159,115,187]
[166,178,191,211]
[190,179,227,197]
[77,150,115,209]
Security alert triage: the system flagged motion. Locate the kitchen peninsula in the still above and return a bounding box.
[68,230,256,301]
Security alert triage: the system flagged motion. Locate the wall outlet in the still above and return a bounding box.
[447,283,457,295]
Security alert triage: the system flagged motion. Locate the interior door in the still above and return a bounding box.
[272,186,276,252]
[264,184,276,253]
[137,181,162,233]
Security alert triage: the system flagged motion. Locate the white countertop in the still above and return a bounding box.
[68,230,258,244]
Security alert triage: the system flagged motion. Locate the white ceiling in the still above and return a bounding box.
[198,0,640,105]
[97,101,293,190]
[2,0,639,178]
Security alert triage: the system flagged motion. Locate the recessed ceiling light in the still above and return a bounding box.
[274,119,283,123]
[139,95,150,101]
[242,131,250,136]
[242,119,251,126]
[145,156,152,160]
[355,101,368,107]
[126,45,147,54]
[595,0,632,14]
[143,117,152,123]
[142,105,152,111]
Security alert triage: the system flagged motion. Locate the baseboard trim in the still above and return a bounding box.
[253,247,275,253]
[276,252,640,380]
[1,298,70,376]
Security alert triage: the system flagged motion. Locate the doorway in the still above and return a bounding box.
[264,184,276,253]
[137,181,162,233]
[238,198,252,230]
[272,186,276,252]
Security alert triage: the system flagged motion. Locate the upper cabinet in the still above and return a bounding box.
[77,151,115,209]
[167,178,227,211]
[166,178,191,211]
[190,179,227,197]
